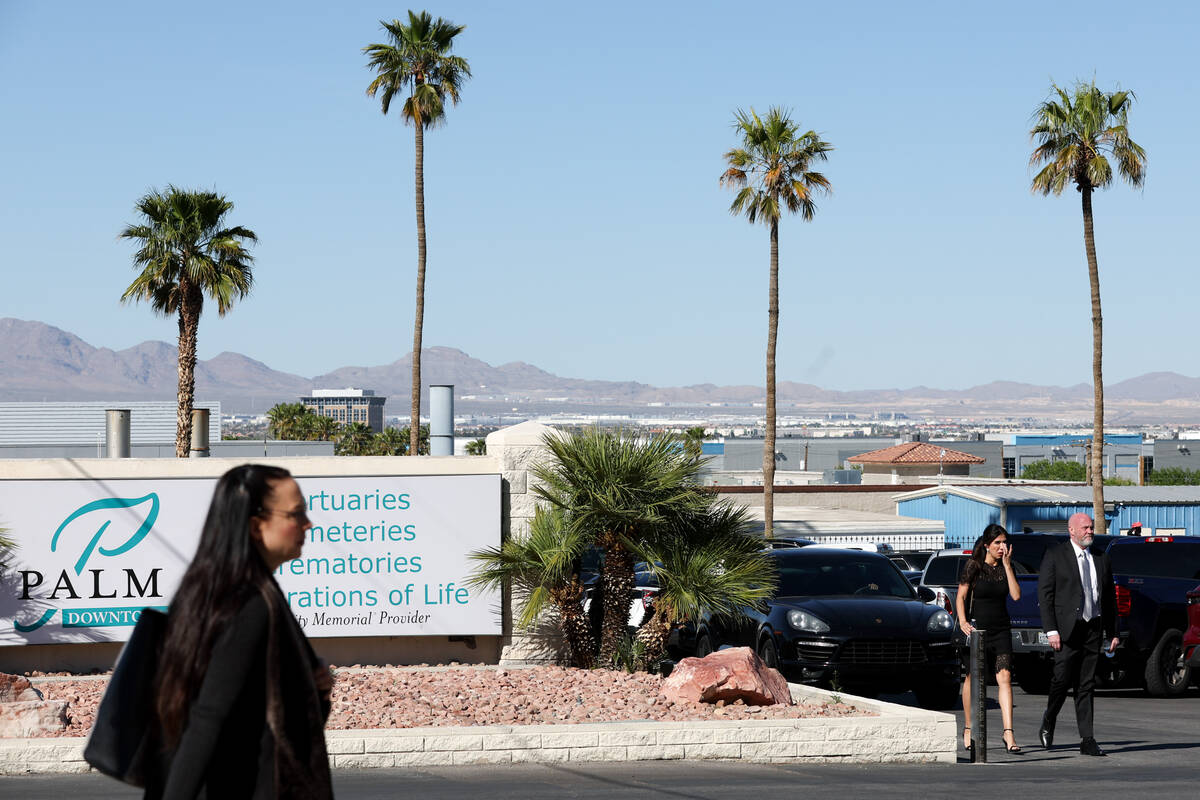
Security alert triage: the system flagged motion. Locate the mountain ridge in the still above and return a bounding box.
[2,317,1199,416]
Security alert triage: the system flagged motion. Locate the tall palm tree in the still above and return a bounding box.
[531,429,710,664]
[721,108,832,537]
[1030,81,1146,533]
[121,187,256,457]
[364,11,470,458]
[467,506,596,668]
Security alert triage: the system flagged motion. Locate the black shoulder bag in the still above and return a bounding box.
[84,607,167,787]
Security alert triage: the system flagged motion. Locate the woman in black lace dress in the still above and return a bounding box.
[957,523,1022,754]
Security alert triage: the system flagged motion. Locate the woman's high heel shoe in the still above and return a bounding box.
[1003,728,1022,754]
[963,726,973,753]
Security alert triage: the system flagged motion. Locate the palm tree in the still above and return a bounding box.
[121,187,256,457]
[266,402,311,440]
[531,429,710,664]
[335,422,376,456]
[1030,81,1146,533]
[467,506,596,668]
[374,426,408,455]
[632,502,776,668]
[310,415,342,442]
[721,108,831,537]
[681,426,706,458]
[465,438,487,455]
[364,11,470,458]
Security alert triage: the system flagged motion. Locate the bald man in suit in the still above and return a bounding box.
[1037,513,1119,756]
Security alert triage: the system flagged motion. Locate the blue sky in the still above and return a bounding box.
[1,1,1195,391]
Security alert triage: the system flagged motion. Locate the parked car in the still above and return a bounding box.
[1004,533,1199,696]
[684,548,959,708]
[1107,535,1200,695]
[916,546,975,614]
[762,536,816,550]
[1184,584,1200,679]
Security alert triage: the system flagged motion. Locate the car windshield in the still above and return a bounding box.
[776,557,915,598]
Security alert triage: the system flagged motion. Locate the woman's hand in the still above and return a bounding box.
[959,619,975,636]
[1001,542,1014,569]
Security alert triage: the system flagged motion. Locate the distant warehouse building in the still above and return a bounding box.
[894,485,1200,547]
[0,401,220,453]
[301,388,386,433]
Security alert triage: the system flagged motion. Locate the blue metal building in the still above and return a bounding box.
[893,485,1200,548]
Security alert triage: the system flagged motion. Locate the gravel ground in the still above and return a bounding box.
[31,665,868,738]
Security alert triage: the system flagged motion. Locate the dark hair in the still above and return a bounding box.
[155,464,293,743]
[960,523,1008,586]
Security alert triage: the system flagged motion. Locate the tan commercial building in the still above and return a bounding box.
[301,388,386,432]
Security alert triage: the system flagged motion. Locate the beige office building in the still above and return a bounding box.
[301,388,387,432]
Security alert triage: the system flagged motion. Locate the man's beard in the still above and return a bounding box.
[1080,534,1094,547]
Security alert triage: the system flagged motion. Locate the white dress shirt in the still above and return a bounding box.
[1045,540,1099,638]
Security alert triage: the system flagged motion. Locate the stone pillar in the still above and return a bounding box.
[485,421,564,665]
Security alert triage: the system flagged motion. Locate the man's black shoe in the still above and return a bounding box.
[1039,721,1054,749]
[1080,738,1107,756]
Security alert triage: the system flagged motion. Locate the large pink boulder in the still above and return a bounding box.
[0,700,69,737]
[0,673,41,703]
[660,646,793,706]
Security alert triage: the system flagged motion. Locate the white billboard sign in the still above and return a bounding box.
[0,473,501,645]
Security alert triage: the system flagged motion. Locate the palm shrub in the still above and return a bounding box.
[632,502,776,669]
[531,428,711,664]
[467,506,595,668]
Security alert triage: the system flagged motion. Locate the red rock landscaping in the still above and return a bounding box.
[30,665,867,738]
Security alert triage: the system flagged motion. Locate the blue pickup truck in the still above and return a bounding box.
[1004,533,1200,696]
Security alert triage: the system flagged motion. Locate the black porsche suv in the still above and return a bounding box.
[690,547,960,708]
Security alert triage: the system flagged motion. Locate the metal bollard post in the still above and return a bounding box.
[969,628,987,762]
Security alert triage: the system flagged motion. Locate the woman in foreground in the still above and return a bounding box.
[148,464,333,799]
[957,523,1022,755]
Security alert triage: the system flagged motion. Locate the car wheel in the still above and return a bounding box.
[694,632,714,658]
[913,680,960,710]
[758,635,781,671]
[1144,628,1190,697]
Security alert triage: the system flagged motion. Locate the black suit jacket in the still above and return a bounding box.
[1038,540,1116,642]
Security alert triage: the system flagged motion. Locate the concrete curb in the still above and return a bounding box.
[0,684,955,774]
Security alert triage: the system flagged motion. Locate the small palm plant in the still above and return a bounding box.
[632,502,777,669]
[531,428,710,665]
[467,506,595,668]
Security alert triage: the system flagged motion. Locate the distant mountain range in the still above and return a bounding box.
[2,317,1200,420]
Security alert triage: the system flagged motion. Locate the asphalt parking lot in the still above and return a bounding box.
[4,684,1197,799]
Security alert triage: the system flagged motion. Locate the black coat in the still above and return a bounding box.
[147,582,332,800]
[1037,540,1116,642]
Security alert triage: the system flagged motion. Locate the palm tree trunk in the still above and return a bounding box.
[634,601,673,671]
[1082,186,1106,533]
[597,529,634,665]
[410,115,427,457]
[763,218,779,538]
[174,285,199,459]
[552,579,595,669]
